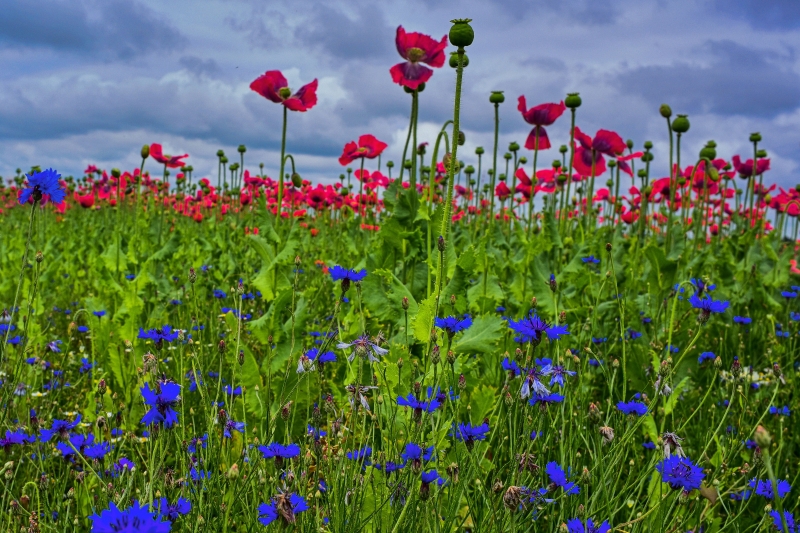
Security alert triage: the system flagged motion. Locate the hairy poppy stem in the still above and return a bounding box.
[489,101,500,224]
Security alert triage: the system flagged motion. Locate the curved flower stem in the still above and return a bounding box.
[439,47,466,261]
[276,105,288,228]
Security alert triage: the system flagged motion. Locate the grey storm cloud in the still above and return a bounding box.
[614,40,800,119]
[712,0,800,30]
[0,0,186,60]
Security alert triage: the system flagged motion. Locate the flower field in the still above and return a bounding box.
[1,19,800,533]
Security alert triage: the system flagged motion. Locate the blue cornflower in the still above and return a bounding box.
[0,429,35,451]
[397,393,440,417]
[434,315,473,337]
[450,422,490,450]
[627,328,642,340]
[125,274,136,281]
[89,501,171,533]
[566,518,611,533]
[258,443,301,464]
[329,266,367,286]
[307,425,327,441]
[508,312,569,345]
[421,469,445,484]
[346,446,373,462]
[189,467,211,482]
[170,299,182,306]
[80,358,95,374]
[155,497,191,521]
[769,511,797,532]
[782,291,798,299]
[770,405,791,416]
[374,460,405,475]
[733,316,751,325]
[40,415,82,441]
[188,434,208,454]
[690,278,715,295]
[642,441,656,450]
[223,419,245,438]
[93,310,106,318]
[592,337,607,344]
[520,365,550,399]
[138,325,179,344]
[401,443,434,468]
[582,256,600,264]
[689,294,729,321]
[502,357,522,377]
[296,347,337,373]
[6,335,22,345]
[540,363,576,387]
[213,289,226,299]
[140,382,181,428]
[698,351,715,364]
[427,386,457,406]
[729,489,751,501]
[546,462,580,495]
[19,168,66,205]
[496,306,506,313]
[791,312,800,321]
[750,478,791,499]
[337,334,388,363]
[224,385,242,396]
[617,401,647,416]
[529,392,565,407]
[77,325,89,333]
[656,456,704,491]
[85,440,113,460]
[258,493,308,526]
[46,340,62,353]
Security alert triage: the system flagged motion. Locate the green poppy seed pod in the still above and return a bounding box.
[749,132,762,143]
[659,104,672,118]
[141,144,150,159]
[764,193,772,204]
[565,93,581,109]
[677,176,686,186]
[386,161,394,169]
[278,87,292,99]
[503,152,512,161]
[498,173,506,181]
[626,139,634,150]
[552,160,561,169]
[449,52,469,68]
[608,159,616,168]
[465,165,475,175]
[489,91,505,104]
[449,18,474,47]
[238,144,246,154]
[519,156,527,165]
[403,160,412,170]
[671,115,690,133]
[643,140,653,150]
[637,169,647,179]
[605,179,613,188]
[557,173,567,184]
[458,131,466,146]
[699,144,716,160]
[756,149,767,158]
[338,174,345,182]
[642,152,654,162]
[559,145,568,154]
[220,156,228,164]
[111,168,121,178]
[509,142,520,152]
[216,149,224,157]
[476,146,485,155]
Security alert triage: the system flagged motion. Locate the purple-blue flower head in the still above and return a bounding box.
[89,501,171,533]
[451,422,490,450]
[19,168,66,206]
[540,363,576,387]
[434,315,472,337]
[329,266,367,293]
[769,511,797,532]
[258,443,301,462]
[529,392,565,407]
[656,456,704,491]
[401,443,434,465]
[507,312,569,345]
[421,469,446,486]
[733,316,751,325]
[40,415,82,441]
[582,256,600,264]
[0,429,35,451]
[566,518,611,533]
[140,382,181,428]
[138,325,179,345]
[156,497,191,521]
[223,420,245,438]
[616,401,647,416]
[749,478,791,499]
[546,461,580,495]
[689,294,729,321]
[346,446,372,461]
[502,357,521,377]
[698,351,715,364]
[258,493,308,526]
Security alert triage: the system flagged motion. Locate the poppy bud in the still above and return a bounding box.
[508,142,520,153]
[238,144,246,154]
[749,132,762,143]
[290,173,302,188]
[403,160,412,170]
[708,167,720,182]
[35,251,43,263]
[672,115,690,133]
[637,169,647,179]
[557,173,567,184]
[699,143,716,160]
[449,18,474,47]
[756,149,767,158]
[489,91,505,104]
[519,156,527,165]
[141,145,150,159]
[448,52,469,68]
[605,179,613,188]
[458,131,466,146]
[626,139,634,150]
[659,104,672,118]
[565,93,581,109]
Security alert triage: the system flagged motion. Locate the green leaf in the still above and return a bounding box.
[452,315,504,355]
[664,376,691,415]
[413,294,437,343]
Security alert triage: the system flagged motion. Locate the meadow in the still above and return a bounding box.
[0,18,798,533]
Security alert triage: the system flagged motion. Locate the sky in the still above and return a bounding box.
[1,0,799,188]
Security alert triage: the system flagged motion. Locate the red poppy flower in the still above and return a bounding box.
[572,127,626,177]
[616,151,644,177]
[390,26,448,90]
[250,70,318,112]
[73,191,95,208]
[339,135,388,166]
[495,181,512,201]
[517,97,566,150]
[732,155,770,177]
[149,144,188,169]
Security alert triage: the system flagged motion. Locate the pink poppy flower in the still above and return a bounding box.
[149,144,188,169]
[517,97,566,150]
[572,127,626,177]
[390,26,448,90]
[616,151,643,177]
[339,135,388,166]
[732,155,770,177]
[250,70,318,112]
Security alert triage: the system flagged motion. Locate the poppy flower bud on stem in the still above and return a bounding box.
[565,93,581,109]
[659,104,672,118]
[449,19,474,48]
[141,145,150,159]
